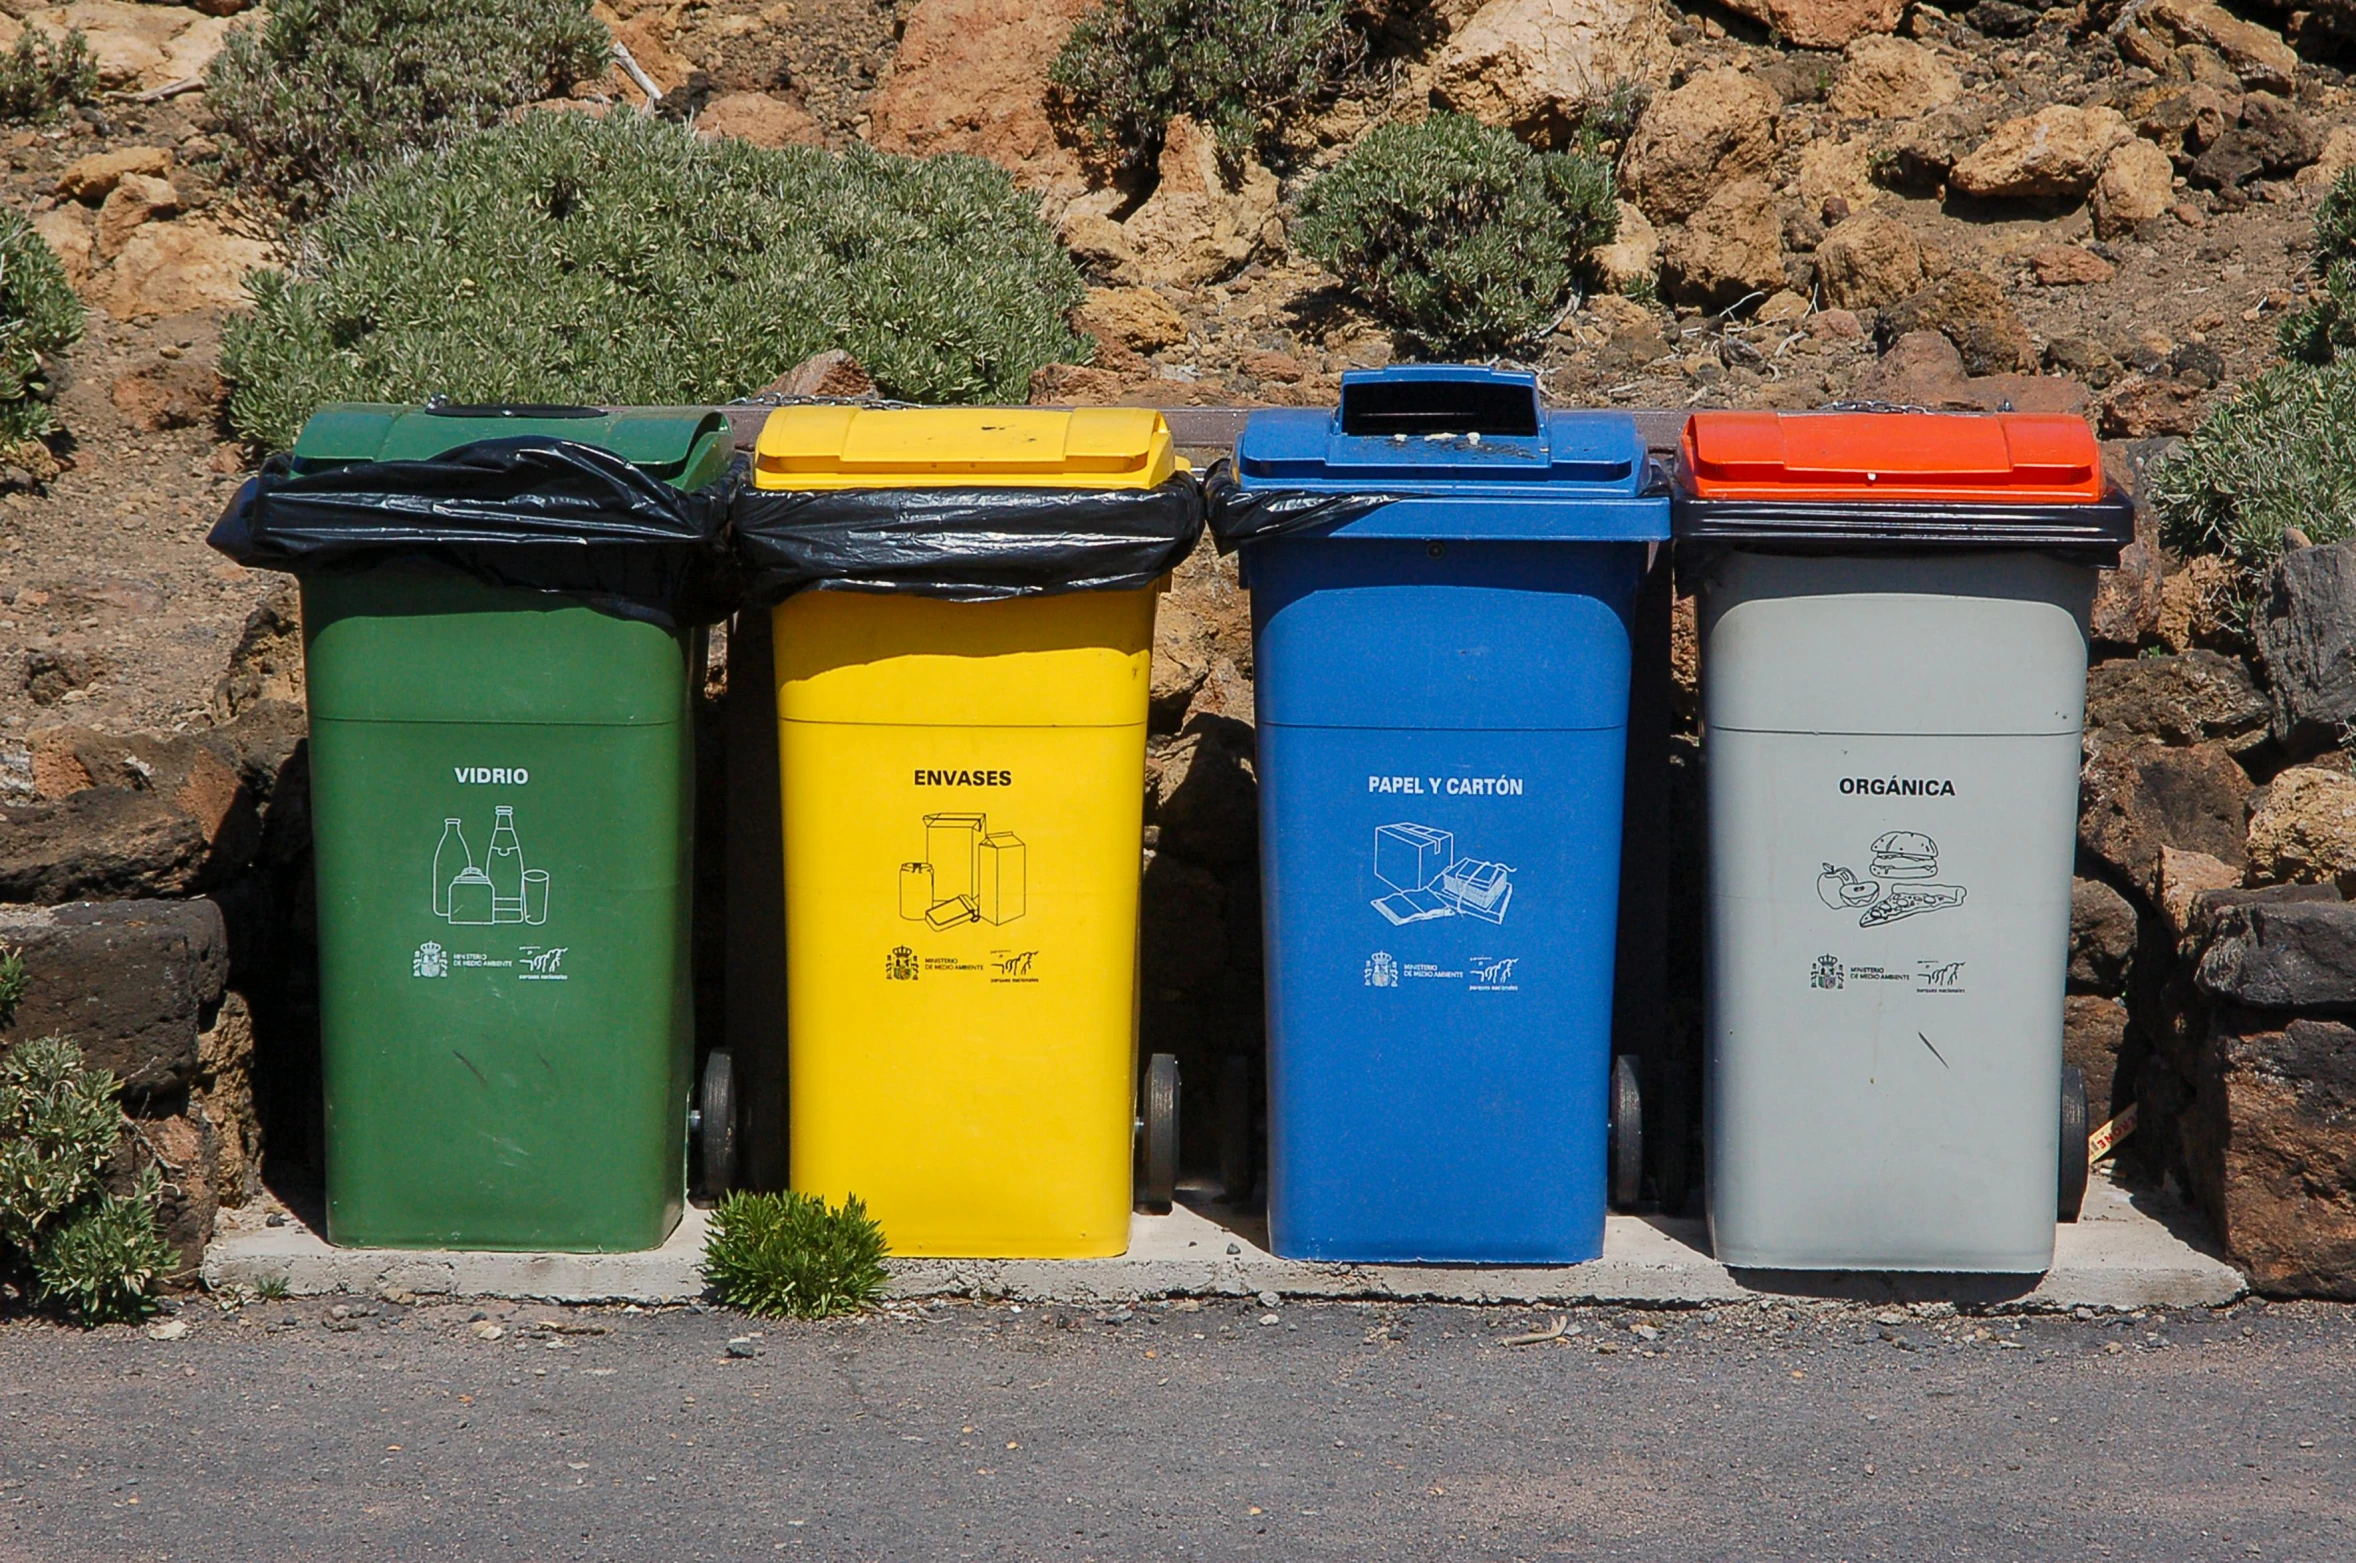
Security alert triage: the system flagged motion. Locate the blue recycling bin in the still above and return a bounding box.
[1219,367,1669,1262]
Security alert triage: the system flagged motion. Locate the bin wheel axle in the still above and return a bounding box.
[1138,1054,1180,1215]
[2059,1064,2089,1223]
[1609,1054,1643,1213]
[700,1049,738,1198]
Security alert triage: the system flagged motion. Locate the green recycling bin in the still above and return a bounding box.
[212,403,736,1250]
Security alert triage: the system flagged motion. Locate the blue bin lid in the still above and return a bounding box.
[1229,367,1665,542]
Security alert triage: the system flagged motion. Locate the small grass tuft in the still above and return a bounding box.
[0,27,97,125]
[0,209,86,454]
[702,1191,890,1321]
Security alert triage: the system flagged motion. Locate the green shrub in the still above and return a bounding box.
[1292,112,1616,353]
[1049,0,1365,173]
[222,111,1090,449]
[0,948,24,1030]
[2280,170,2356,365]
[0,1035,120,1251]
[32,1166,178,1325]
[0,210,86,449]
[205,0,613,215]
[702,1190,889,1320]
[2148,357,2356,605]
[0,27,97,124]
[0,1033,176,1325]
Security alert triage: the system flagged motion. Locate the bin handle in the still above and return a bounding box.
[423,396,605,420]
[1338,376,1541,439]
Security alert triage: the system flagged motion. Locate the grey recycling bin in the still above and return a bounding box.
[1675,410,2134,1273]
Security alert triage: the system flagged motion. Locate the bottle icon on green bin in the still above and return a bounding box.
[431,818,471,917]
[435,805,550,928]
[488,806,525,923]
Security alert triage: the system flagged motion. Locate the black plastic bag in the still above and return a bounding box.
[1202,460,1403,553]
[209,437,743,627]
[732,475,1205,602]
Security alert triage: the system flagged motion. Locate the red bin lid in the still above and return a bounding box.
[1679,411,2108,505]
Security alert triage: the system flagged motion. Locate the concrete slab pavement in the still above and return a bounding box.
[203,1166,2244,1311]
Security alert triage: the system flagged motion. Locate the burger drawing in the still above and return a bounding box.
[1868,830,1939,880]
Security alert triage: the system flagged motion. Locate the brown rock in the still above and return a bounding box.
[2070,874,2139,992]
[2092,138,2178,238]
[1874,101,1992,193]
[31,205,93,291]
[1150,599,1212,733]
[55,144,170,204]
[2079,738,2252,895]
[1076,286,1188,354]
[1828,35,1961,119]
[1591,200,1660,295]
[2246,766,2356,894]
[23,645,106,706]
[2134,0,2299,94]
[2159,844,2243,939]
[1617,68,1779,226]
[27,2,234,92]
[1657,178,1786,309]
[210,582,304,723]
[2085,649,2268,748]
[1795,137,1878,218]
[113,1111,218,1279]
[1814,209,1924,310]
[0,899,228,1104]
[1718,0,1903,48]
[2096,374,2205,438]
[194,991,261,1208]
[2186,1009,2356,1298]
[0,730,263,903]
[694,91,824,149]
[110,357,226,433]
[2158,552,2234,653]
[1429,0,1676,145]
[2064,993,2132,1125]
[2089,504,2165,647]
[2031,244,2116,286]
[1949,105,2134,200]
[1805,307,1864,340]
[600,11,689,97]
[94,172,180,263]
[1876,272,2036,375]
[763,349,875,399]
[102,221,274,319]
[866,0,1097,210]
[1107,117,1278,288]
[1026,362,1146,406]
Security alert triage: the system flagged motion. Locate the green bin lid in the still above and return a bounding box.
[289,403,734,490]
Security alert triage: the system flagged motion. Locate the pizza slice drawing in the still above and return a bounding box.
[1857,883,1967,927]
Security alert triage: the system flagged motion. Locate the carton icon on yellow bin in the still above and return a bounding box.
[901,812,1026,928]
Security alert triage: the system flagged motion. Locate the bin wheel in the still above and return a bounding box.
[699,1049,738,1198]
[1610,1054,1644,1212]
[1138,1053,1180,1215]
[2059,1064,2090,1224]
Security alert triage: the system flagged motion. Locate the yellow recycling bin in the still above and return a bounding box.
[740,405,1202,1258]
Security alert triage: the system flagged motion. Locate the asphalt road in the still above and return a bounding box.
[1,1292,2351,1561]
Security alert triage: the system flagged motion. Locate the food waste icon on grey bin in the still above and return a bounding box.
[1815,830,1966,927]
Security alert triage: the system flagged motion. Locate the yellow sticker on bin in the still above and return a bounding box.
[752,405,1181,490]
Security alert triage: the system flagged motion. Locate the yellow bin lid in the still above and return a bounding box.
[752,405,1181,491]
